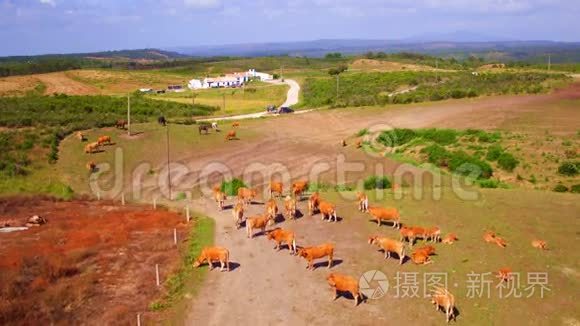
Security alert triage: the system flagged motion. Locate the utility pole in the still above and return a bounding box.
[165,123,172,200]
[435,58,439,82]
[548,54,551,72]
[191,92,196,106]
[127,93,131,136]
[336,74,340,103]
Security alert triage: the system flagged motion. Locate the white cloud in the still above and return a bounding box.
[184,0,221,9]
[39,0,56,7]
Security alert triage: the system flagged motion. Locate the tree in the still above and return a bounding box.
[328,65,348,103]
[325,52,342,59]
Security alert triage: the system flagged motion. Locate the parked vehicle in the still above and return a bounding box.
[266,105,277,113]
[278,107,294,114]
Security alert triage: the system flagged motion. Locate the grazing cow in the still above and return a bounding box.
[97,135,112,146]
[368,206,400,228]
[270,181,283,198]
[319,201,338,222]
[237,187,257,205]
[86,161,96,173]
[232,121,240,127]
[425,226,441,243]
[158,116,167,126]
[211,122,219,130]
[326,273,361,307]
[246,214,272,238]
[265,198,278,220]
[76,131,86,141]
[356,192,368,212]
[297,243,335,270]
[193,246,230,272]
[531,239,548,250]
[199,124,210,135]
[84,142,100,154]
[368,236,406,265]
[308,192,320,216]
[284,196,297,220]
[497,267,514,282]
[442,233,458,244]
[213,189,227,211]
[292,180,308,199]
[430,287,456,323]
[115,119,127,129]
[225,130,236,141]
[232,201,244,229]
[266,228,297,254]
[400,226,427,246]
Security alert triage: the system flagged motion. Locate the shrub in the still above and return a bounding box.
[308,182,332,192]
[478,179,499,188]
[558,161,579,176]
[448,150,493,179]
[377,129,417,147]
[486,144,503,161]
[497,152,519,171]
[553,184,569,192]
[571,184,580,193]
[421,144,450,166]
[356,128,369,137]
[418,128,459,145]
[220,178,246,196]
[363,175,392,190]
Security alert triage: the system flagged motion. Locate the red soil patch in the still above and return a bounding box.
[0,196,188,325]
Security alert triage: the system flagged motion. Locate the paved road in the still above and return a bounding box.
[197,79,301,122]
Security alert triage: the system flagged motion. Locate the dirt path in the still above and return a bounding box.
[36,72,100,95]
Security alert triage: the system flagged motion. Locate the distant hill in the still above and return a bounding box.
[0,48,186,63]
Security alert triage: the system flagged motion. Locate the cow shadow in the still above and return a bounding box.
[368,219,398,228]
[294,209,304,219]
[227,262,241,271]
[249,200,263,205]
[222,204,234,210]
[336,290,367,305]
[375,249,408,265]
[322,216,343,223]
[272,214,285,224]
[313,258,343,270]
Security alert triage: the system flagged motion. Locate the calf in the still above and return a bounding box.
[284,195,297,220]
[270,181,283,198]
[368,206,400,228]
[356,192,368,212]
[266,228,297,254]
[425,226,441,243]
[308,192,320,216]
[430,287,456,323]
[225,130,236,141]
[97,135,111,146]
[297,243,334,270]
[400,226,426,246]
[442,233,458,244]
[326,273,361,307]
[246,214,272,238]
[84,142,99,154]
[232,121,240,127]
[292,180,308,199]
[237,187,257,205]
[193,246,230,271]
[531,239,547,250]
[232,201,244,229]
[368,236,406,264]
[497,267,514,282]
[319,201,337,222]
[265,198,278,220]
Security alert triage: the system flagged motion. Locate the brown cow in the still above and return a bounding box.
[497,267,514,282]
[213,189,227,211]
[292,180,308,199]
[270,181,283,198]
[484,231,507,248]
[327,273,362,307]
[193,246,230,271]
[308,192,320,216]
[225,130,236,141]
[266,228,297,254]
[425,226,441,243]
[232,200,244,229]
[246,214,272,238]
[430,287,456,323]
[494,236,508,248]
[356,139,362,148]
[442,233,458,244]
[116,119,127,129]
[232,121,240,127]
[297,243,334,270]
[415,245,436,256]
[319,200,338,222]
[531,239,548,250]
[84,142,100,154]
[411,251,432,265]
[284,195,297,220]
[97,135,112,146]
[237,187,257,205]
[86,161,96,173]
[265,198,278,221]
[400,226,427,246]
[356,192,368,212]
[368,236,406,264]
[368,206,400,228]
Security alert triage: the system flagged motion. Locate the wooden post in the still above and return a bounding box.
[97,191,101,200]
[173,228,177,245]
[121,193,125,205]
[155,264,160,286]
[137,314,141,326]
[153,198,157,209]
[166,125,172,200]
[185,205,190,222]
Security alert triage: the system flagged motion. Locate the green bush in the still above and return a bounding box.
[363,175,392,190]
[448,150,493,179]
[356,128,369,137]
[497,152,519,171]
[419,128,459,145]
[558,161,579,176]
[221,178,246,196]
[553,184,569,192]
[377,129,417,147]
[571,184,580,193]
[308,182,332,192]
[478,179,499,188]
[421,144,450,166]
[486,144,503,161]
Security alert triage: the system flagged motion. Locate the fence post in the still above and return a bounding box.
[156,264,160,287]
[186,205,190,222]
[97,191,101,200]
[121,193,126,205]
[137,314,141,326]
[153,197,157,210]
[173,228,177,245]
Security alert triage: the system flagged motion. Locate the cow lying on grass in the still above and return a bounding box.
[442,233,458,244]
[368,236,406,265]
[97,135,112,146]
[430,287,456,323]
[410,245,436,265]
[483,231,507,248]
[327,273,362,307]
[532,239,548,250]
[266,228,297,254]
[297,243,335,270]
[284,196,297,220]
[193,246,230,272]
[246,214,272,238]
[84,142,100,154]
[368,206,400,228]
[319,201,338,222]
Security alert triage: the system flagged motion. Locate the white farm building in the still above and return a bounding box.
[188,69,273,89]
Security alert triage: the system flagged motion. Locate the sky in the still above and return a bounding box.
[0,0,579,56]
